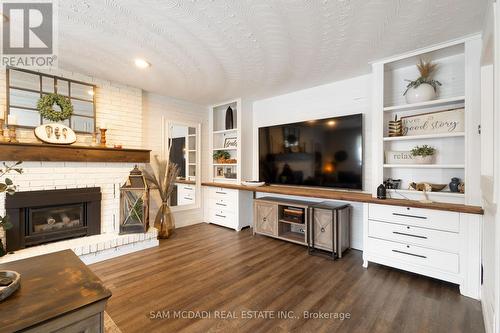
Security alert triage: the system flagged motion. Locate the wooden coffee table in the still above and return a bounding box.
[0,250,111,332]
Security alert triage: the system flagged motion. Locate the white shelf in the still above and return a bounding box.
[383,132,465,141]
[387,189,465,197]
[213,163,238,166]
[213,177,237,181]
[383,96,465,112]
[384,164,465,169]
[213,128,238,134]
[213,147,237,151]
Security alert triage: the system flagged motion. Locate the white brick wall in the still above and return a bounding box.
[0,68,143,247]
[0,161,138,244]
[0,67,143,148]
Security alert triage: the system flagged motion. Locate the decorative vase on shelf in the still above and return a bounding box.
[413,155,435,164]
[225,106,234,130]
[405,83,436,104]
[449,177,461,193]
[0,239,6,257]
[155,202,175,239]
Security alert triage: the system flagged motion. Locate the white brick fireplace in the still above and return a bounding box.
[0,67,160,264]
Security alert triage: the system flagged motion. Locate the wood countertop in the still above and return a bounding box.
[202,182,484,215]
[0,250,111,332]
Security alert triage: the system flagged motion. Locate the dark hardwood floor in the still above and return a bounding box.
[90,223,485,333]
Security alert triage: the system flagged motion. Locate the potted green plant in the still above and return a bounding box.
[0,161,23,256]
[410,145,436,164]
[213,150,230,163]
[404,59,442,104]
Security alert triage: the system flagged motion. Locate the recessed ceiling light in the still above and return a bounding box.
[327,120,336,126]
[134,58,151,69]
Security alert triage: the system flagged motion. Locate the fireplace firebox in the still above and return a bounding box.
[5,188,101,252]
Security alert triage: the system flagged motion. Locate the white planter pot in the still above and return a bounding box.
[405,83,436,104]
[413,155,435,164]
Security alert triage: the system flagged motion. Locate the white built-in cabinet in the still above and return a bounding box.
[204,99,253,231]
[367,35,483,299]
[371,35,482,205]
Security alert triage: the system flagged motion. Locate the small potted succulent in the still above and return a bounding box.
[404,59,441,104]
[410,145,436,164]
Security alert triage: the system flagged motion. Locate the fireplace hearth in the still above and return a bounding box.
[5,188,101,252]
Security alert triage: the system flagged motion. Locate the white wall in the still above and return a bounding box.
[142,92,208,228]
[480,3,499,333]
[251,74,372,250]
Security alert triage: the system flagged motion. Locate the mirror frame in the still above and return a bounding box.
[162,118,201,212]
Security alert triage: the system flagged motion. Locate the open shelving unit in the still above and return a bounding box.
[372,36,482,205]
[209,99,241,183]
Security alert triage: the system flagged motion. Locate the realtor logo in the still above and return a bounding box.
[1,0,58,68]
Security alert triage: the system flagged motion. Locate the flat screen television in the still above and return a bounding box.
[258,114,363,190]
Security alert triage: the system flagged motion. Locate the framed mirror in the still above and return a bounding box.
[164,120,201,211]
[6,68,96,133]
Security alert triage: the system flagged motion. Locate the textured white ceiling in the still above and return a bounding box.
[59,0,488,104]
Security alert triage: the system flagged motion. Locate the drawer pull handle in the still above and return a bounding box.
[216,203,227,206]
[216,191,227,195]
[263,217,267,222]
[392,213,427,219]
[184,197,193,200]
[184,187,193,190]
[215,214,226,218]
[392,231,428,239]
[392,249,427,259]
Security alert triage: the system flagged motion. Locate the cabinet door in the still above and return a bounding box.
[254,202,277,236]
[312,208,333,250]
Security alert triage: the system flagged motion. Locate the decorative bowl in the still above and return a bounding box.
[0,270,21,302]
[241,181,265,187]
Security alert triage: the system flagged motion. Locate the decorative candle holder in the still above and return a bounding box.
[99,128,107,146]
[8,125,18,143]
[91,131,98,146]
[0,120,5,142]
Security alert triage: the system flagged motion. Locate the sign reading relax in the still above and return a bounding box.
[401,108,464,136]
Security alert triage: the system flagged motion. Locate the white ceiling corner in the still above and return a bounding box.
[59,0,488,104]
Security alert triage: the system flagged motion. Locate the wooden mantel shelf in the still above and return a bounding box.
[202,182,484,215]
[0,142,150,163]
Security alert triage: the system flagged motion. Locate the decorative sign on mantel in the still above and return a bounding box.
[401,108,464,136]
[34,124,77,145]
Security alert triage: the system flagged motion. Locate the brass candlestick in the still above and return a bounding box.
[8,125,18,143]
[99,128,107,146]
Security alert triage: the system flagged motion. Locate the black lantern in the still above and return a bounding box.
[120,166,150,234]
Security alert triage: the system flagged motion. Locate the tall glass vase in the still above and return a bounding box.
[155,202,175,239]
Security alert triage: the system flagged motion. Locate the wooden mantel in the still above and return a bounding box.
[0,142,150,163]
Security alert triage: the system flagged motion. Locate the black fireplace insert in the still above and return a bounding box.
[5,187,101,252]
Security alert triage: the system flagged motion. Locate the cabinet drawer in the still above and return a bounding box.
[208,197,236,212]
[367,237,459,274]
[208,208,236,228]
[368,220,459,253]
[369,204,459,232]
[207,187,237,200]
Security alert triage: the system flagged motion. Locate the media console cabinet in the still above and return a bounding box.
[203,182,484,299]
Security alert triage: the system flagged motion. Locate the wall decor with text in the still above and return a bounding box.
[401,108,464,136]
[223,137,237,149]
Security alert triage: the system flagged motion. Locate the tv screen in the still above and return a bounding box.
[258,114,363,190]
